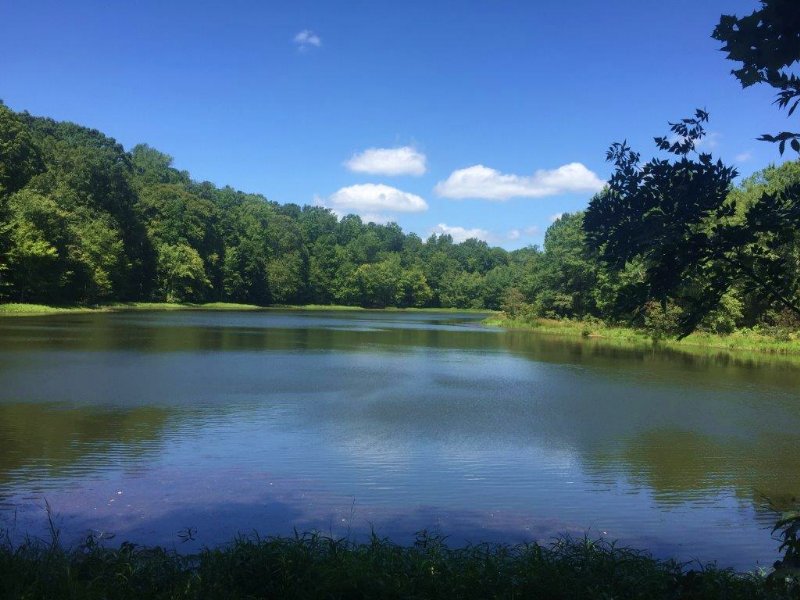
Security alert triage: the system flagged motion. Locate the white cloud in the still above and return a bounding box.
[549,212,564,223]
[294,30,321,51]
[524,225,541,236]
[508,229,521,240]
[344,146,427,176]
[322,183,428,218]
[734,151,752,163]
[435,162,604,200]
[431,223,490,243]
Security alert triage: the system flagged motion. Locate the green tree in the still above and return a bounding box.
[130,144,190,187]
[155,243,210,302]
[220,197,273,304]
[4,190,67,302]
[352,256,403,308]
[0,103,43,197]
[68,211,128,301]
[725,161,800,327]
[137,184,222,299]
[267,252,304,304]
[307,235,339,303]
[439,271,484,309]
[585,111,800,337]
[481,266,515,310]
[533,213,599,319]
[399,266,433,307]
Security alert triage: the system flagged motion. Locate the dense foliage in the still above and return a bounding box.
[1,103,799,338]
[0,103,519,309]
[584,112,800,338]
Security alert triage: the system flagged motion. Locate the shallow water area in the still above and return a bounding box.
[0,309,797,569]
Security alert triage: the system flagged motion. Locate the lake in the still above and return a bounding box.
[0,310,798,569]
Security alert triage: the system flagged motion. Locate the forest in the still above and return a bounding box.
[1,100,799,339]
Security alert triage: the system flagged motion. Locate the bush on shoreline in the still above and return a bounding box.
[486,313,800,357]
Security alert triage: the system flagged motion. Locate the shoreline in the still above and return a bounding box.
[485,315,800,358]
[3,301,798,359]
[0,301,495,317]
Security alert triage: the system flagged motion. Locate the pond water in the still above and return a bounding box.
[0,310,798,569]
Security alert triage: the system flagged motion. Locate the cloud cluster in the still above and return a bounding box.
[322,183,428,220]
[345,146,427,176]
[434,163,604,200]
[294,30,321,51]
[317,141,601,241]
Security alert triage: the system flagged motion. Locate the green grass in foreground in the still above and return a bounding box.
[1,531,797,600]
[486,315,800,356]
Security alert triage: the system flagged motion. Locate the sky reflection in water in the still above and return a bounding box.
[0,310,798,570]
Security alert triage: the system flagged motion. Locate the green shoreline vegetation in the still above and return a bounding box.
[1,101,800,348]
[0,301,265,316]
[4,300,800,361]
[2,530,798,600]
[0,301,496,317]
[485,315,800,357]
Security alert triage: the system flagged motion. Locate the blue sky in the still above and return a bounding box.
[0,0,792,248]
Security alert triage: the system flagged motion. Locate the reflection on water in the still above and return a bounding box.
[0,310,798,569]
[0,403,168,485]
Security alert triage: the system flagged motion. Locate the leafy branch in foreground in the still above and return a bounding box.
[713,0,800,154]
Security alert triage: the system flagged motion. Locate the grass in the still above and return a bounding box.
[0,302,495,317]
[270,304,495,314]
[487,315,800,357]
[1,530,797,600]
[0,303,100,315]
[0,301,266,316]
[274,303,367,311]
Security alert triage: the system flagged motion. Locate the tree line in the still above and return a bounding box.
[2,1,799,335]
[505,159,800,338]
[0,103,524,309]
[1,100,798,337]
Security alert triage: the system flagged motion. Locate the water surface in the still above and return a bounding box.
[0,310,798,569]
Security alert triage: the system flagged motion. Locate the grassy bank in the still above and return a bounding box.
[1,531,796,600]
[0,302,265,316]
[486,315,800,356]
[0,302,495,317]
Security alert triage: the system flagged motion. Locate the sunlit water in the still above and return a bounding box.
[0,310,798,569]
